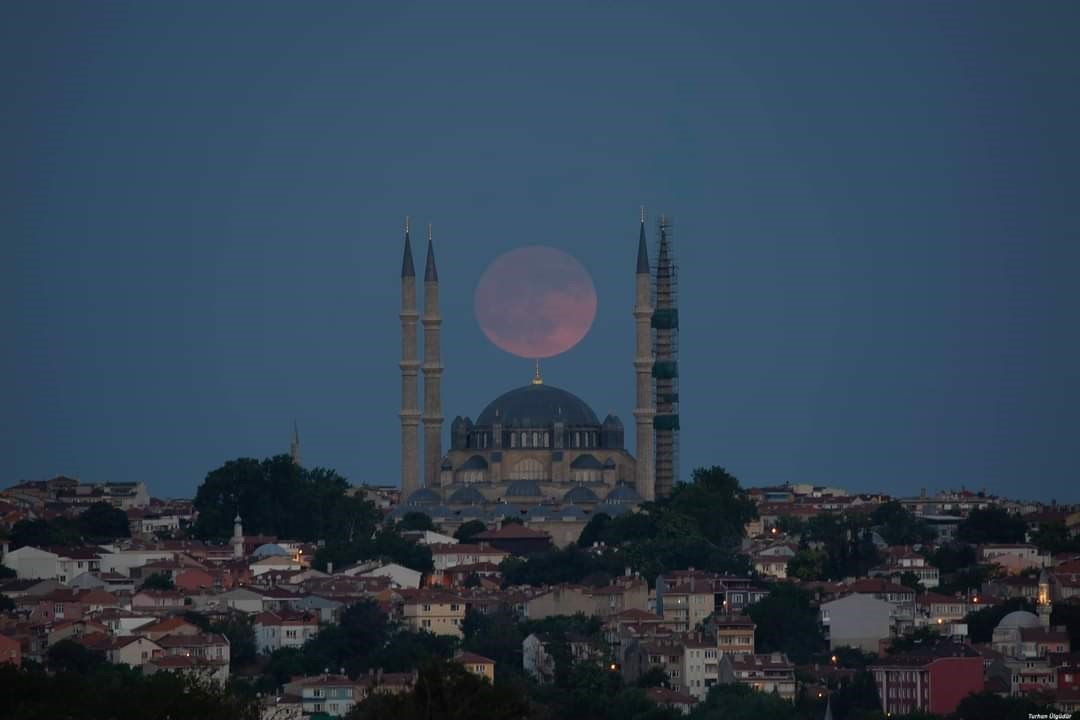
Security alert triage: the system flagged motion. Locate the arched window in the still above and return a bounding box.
[543,432,550,448]
[510,433,517,448]
[510,458,545,481]
[532,431,539,447]
[574,432,581,448]
[521,432,528,448]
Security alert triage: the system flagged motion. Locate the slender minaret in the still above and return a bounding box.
[422,223,444,488]
[400,218,421,496]
[653,215,680,498]
[232,513,244,559]
[289,421,301,466]
[633,207,656,501]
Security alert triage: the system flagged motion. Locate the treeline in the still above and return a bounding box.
[8,502,131,548]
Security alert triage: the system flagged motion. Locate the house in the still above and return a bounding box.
[103,635,163,667]
[979,544,1050,574]
[522,632,556,682]
[472,524,553,556]
[588,574,650,617]
[821,594,893,653]
[871,644,983,716]
[131,589,185,612]
[718,653,796,702]
[174,567,215,593]
[429,543,509,571]
[655,576,714,632]
[399,589,465,637]
[289,595,344,624]
[525,585,593,620]
[682,637,719,699]
[135,616,201,642]
[355,668,417,700]
[915,593,969,637]
[287,674,360,717]
[646,687,698,716]
[455,651,496,682]
[1,546,60,580]
[214,587,265,614]
[155,632,230,684]
[0,633,21,667]
[254,611,319,654]
[713,614,756,656]
[359,563,422,590]
[847,579,916,633]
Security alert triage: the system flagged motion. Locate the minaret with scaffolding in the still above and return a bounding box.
[652,216,680,498]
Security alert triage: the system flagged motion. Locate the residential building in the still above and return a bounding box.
[455,652,496,682]
[682,638,718,699]
[871,644,983,716]
[0,633,21,667]
[979,545,1050,574]
[254,612,319,654]
[429,543,508,572]
[655,576,715,632]
[713,614,755,656]
[717,652,797,702]
[821,594,892,653]
[399,590,465,637]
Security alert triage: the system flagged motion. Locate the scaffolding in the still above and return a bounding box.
[652,216,680,498]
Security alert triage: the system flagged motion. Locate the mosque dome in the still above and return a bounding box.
[606,483,643,504]
[563,485,600,504]
[996,610,1040,630]
[476,384,601,429]
[506,479,543,498]
[448,486,486,505]
[405,488,442,506]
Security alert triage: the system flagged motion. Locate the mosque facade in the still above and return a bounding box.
[393,215,675,543]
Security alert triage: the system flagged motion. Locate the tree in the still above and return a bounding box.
[78,502,131,541]
[666,466,757,548]
[635,666,669,688]
[924,542,975,574]
[454,520,489,544]
[397,512,436,532]
[1029,521,1080,554]
[898,571,924,592]
[10,517,81,548]
[184,610,256,669]
[46,639,107,674]
[461,609,524,682]
[140,572,175,591]
[887,626,941,654]
[0,564,15,579]
[746,584,825,664]
[690,682,798,720]
[953,690,1051,720]
[871,502,934,546]
[957,507,1026,544]
[0,594,14,612]
[347,659,531,720]
[787,549,827,581]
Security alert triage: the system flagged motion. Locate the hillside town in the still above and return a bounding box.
[3,470,1080,720]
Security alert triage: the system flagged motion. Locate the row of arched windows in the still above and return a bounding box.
[466,430,600,449]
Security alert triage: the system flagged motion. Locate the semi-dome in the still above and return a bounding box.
[252,543,291,558]
[563,485,600,504]
[448,486,486,505]
[606,483,643,504]
[405,488,442,505]
[996,610,1040,630]
[476,383,600,429]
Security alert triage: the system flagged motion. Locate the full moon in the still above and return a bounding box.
[474,246,598,359]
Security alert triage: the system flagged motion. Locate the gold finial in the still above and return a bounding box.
[427,223,432,243]
[532,359,543,385]
[640,205,645,224]
[405,216,410,234]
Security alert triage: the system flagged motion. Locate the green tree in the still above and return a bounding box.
[745,584,825,664]
[397,512,436,532]
[1029,521,1080,554]
[953,690,1051,720]
[690,682,798,720]
[787,549,827,581]
[139,572,175,591]
[898,571,924,592]
[0,564,15,579]
[957,507,1026,544]
[10,517,81,548]
[46,639,108,674]
[666,466,757,548]
[923,542,975,573]
[886,626,941,653]
[454,520,489,544]
[871,502,934,546]
[184,610,256,669]
[461,608,524,682]
[635,666,670,688]
[77,502,131,542]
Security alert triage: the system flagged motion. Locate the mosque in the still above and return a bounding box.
[390,215,680,544]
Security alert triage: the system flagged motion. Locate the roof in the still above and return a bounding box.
[847,579,913,595]
[474,524,551,541]
[636,217,650,274]
[401,226,415,277]
[605,484,642,504]
[252,543,292,558]
[404,488,442,506]
[424,234,438,282]
[455,652,495,665]
[505,480,542,498]
[997,610,1041,629]
[448,486,486,505]
[570,454,604,470]
[475,383,600,429]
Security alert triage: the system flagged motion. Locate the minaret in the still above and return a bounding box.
[652,215,680,498]
[400,218,421,496]
[633,208,656,501]
[232,513,244,559]
[290,421,301,466]
[422,223,444,488]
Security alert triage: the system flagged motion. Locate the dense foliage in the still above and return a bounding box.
[871,502,934,546]
[9,502,133,548]
[956,507,1026,544]
[192,455,380,542]
[0,661,258,720]
[799,514,880,580]
[964,597,1033,643]
[184,610,257,670]
[745,584,825,664]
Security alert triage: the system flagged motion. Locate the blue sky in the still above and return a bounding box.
[4,1,1078,501]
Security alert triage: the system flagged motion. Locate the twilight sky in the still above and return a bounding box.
[4,2,1078,501]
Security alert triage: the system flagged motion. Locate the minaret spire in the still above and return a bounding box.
[290,421,301,466]
[633,209,656,501]
[422,224,444,489]
[400,218,421,497]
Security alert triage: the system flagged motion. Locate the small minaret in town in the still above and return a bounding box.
[232,513,244,559]
[400,217,421,497]
[633,207,656,502]
[422,223,444,488]
[289,422,301,466]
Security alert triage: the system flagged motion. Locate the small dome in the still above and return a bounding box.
[448,486,486,505]
[563,485,600,504]
[493,503,525,518]
[996,610,1040,630]
[427,505,454,520]
[593,502,631,517]
[525,506,551,521]
[602,414,623,428]
[602,457,616,469]
[251,543,291,558]
[570,454,604,470]
[506,480,542,497]
[461,455,489,470]
[606,483,642,504]
[405,488,442,506]
[441,458,453,470]
[557,505,588,519]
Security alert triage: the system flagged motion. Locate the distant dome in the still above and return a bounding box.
[606,483,642,504]
[563,485,600,504]
[996,611,1040,630]
[448,486,486,505]
[593,502,631,517]
[476,384,600,429]
[251,543,291,558]
[506,480,543,498]
[405,488,442,506]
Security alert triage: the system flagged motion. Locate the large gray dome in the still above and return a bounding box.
[476,384,600,429]
[996,610,1040,630]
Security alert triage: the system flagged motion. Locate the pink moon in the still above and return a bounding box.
[474,246,598,359]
